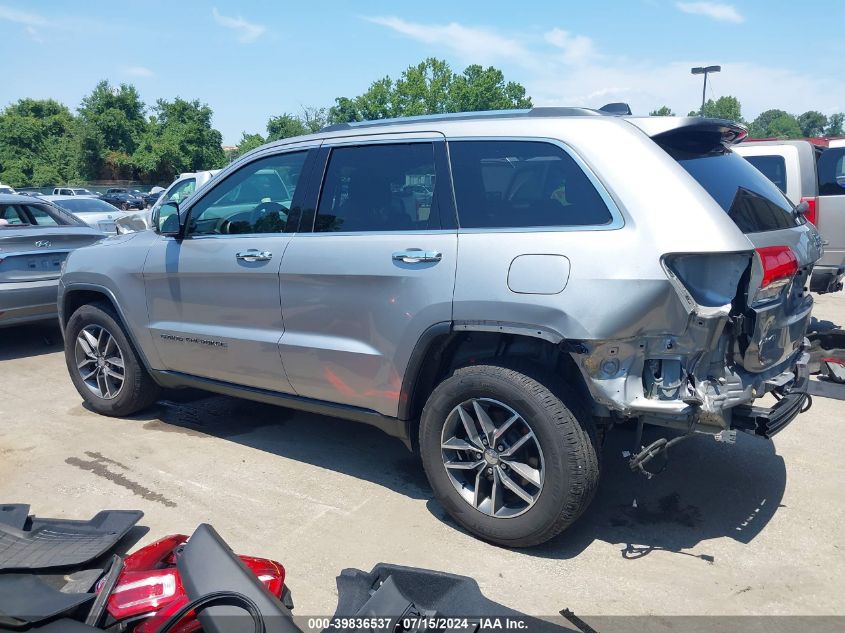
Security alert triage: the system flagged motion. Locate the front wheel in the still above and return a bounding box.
[64,302,160,417]
[419,364,600,547]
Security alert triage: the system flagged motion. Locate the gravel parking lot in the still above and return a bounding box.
[1,293,843,622]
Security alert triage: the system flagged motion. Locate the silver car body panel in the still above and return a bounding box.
[59,113,820,432]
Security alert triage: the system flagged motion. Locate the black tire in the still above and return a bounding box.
[419,363,600,547]
[64,301,160,417]
[121,202,129,211]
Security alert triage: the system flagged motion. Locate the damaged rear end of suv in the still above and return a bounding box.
[580,117,821,474]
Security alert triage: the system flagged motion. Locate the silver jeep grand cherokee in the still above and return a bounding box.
[59,108,821,546]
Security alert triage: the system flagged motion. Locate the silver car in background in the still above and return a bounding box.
[0,194,103,327]
[45,195,128,235]
[59,109,821,546]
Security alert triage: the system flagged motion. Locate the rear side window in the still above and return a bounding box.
[448,141,612,229]
[818,147,845,196]
[316,143,438,232]
[744,155,787,194]
[674,150,798,233]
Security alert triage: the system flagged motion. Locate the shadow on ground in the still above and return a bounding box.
[131,391,786,562]
[0,321,63,361]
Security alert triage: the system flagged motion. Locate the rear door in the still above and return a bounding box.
[816,144,845,272]
[278,134,457,417]
[143,146,314,392]
[671,147,821,371]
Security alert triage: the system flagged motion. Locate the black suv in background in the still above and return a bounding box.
[101,188,145,211]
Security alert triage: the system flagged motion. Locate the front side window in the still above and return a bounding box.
[188,151,306,236]
[449,140,613,229]
[818,148,845,196]
[315,143,438,232]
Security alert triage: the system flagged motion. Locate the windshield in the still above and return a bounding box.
[56,197,120,213]
[674,150,799,233]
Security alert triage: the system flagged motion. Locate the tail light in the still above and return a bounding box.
[101,534,286,628]
[106,569,183,619]
[799,196,817,226]
[753,245,798,305]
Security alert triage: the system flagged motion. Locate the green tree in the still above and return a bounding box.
[132,98,224,183]
[826,113,844,136]
[688,96,743,122]
[649,106,674,116]
[448,64,532,112]
[328,58,532,123]
[797,111,828,137]
[749,109,802,138]
[0,98,78,186]
[266,113,308,141]
[78,81,147,178]
[235,132,266,158]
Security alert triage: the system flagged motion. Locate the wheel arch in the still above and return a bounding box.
[61,283,155,374]
[400,323,594,452]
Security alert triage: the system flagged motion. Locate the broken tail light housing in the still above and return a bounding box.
[753,245,798,305]
[100,533,286,628]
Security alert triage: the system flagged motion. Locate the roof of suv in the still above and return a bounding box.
[242,108,747,161]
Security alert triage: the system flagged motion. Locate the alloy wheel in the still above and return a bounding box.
[441,398,545,518]
[74,325,125,400]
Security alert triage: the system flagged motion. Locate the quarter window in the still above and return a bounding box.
[187,152,306,236]
[448,141,613,229]
[315,143,438,232]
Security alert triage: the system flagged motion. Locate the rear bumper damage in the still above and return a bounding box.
[575,308,812,437]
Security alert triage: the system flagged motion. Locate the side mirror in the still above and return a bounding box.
[155,202,182,236]
[794,200,809,220]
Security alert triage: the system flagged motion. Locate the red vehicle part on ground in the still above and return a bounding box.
[97,533,286,632]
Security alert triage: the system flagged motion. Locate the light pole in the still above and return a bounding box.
[691,65,721,116]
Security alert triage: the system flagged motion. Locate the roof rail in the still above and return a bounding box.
[319,104,629,133]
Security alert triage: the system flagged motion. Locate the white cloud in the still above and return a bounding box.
[364,16,531,66]
[675,2,744,23]
[543,28,596,64]
[0,4,47,26]
[364,17,845,121]
[123,65,155,78]
[211,7,265,43]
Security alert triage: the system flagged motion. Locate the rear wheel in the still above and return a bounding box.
[419,363,600,547]
[121,202,129,211]
[65,302,160,416]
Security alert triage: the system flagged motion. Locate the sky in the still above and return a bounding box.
[1,1,843,145]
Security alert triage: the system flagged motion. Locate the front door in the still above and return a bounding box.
[279,137,457,417]
[143,148,312,392]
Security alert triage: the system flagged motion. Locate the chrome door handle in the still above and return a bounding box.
[392,249,442,264]
[236,249,273,262]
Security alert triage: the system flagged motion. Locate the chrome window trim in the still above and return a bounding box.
[445,136,625,233]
